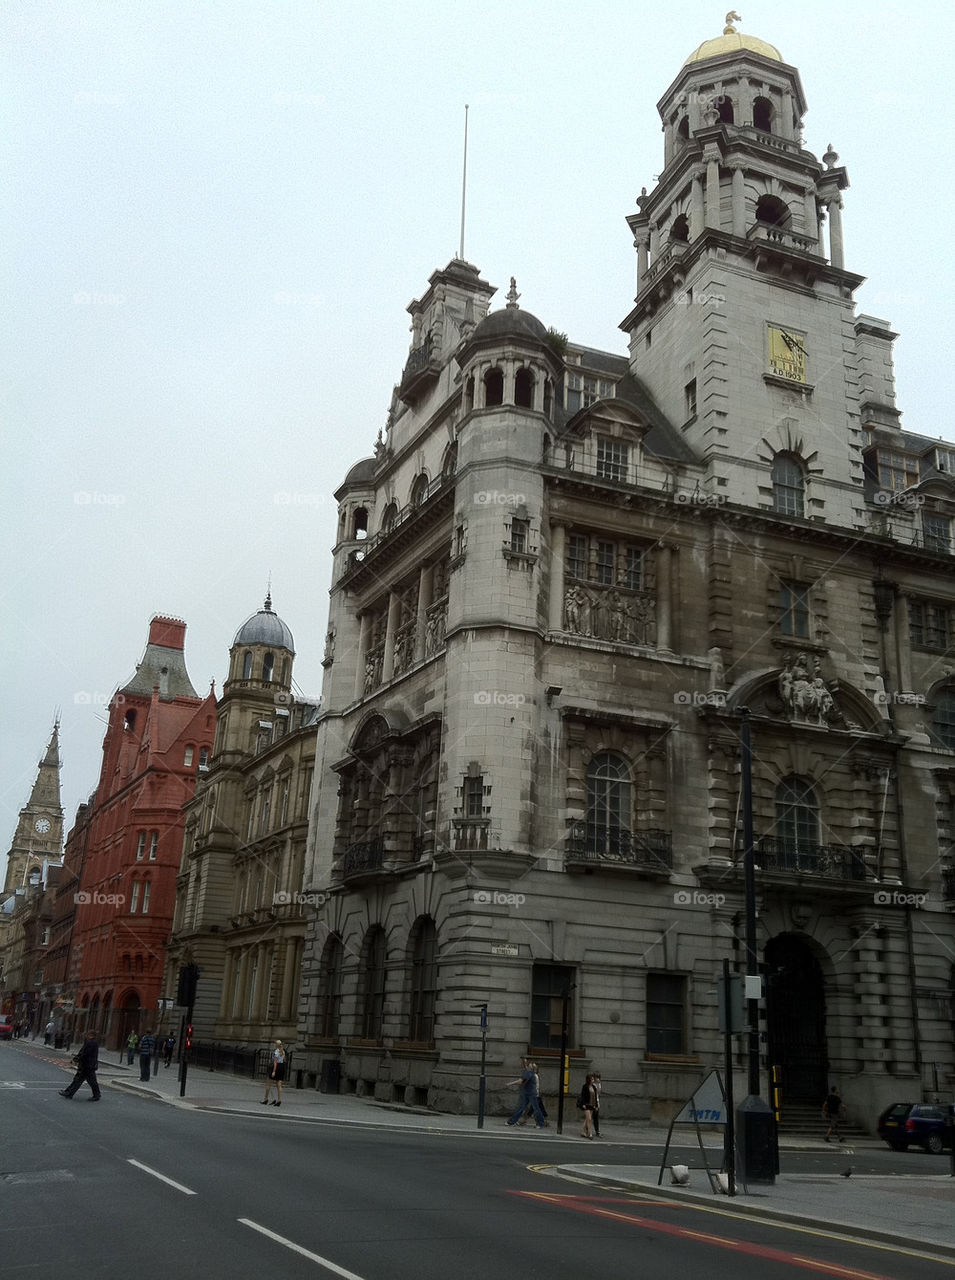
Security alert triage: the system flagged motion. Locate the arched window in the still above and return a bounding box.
[677,116,690,144]
[932,690,955,749]
[464,374,475,413]
[262,652,274,682]
[410,474,430,508]
[772,453,805,517]
[585,752,632,855]
[352,506,368,539]
[382,501,398,534]
[775,776,819,866]
[408,916,437,1042]
[317,934,344,1039]
[753,95,773,132]
[717,97,734,124]
[442,441,458,478]
[360,926,387,1040]
[242,651,253,680]
[756,194,790,228]
[123,709,137,733]
[670,213,690,243]
[515,367,535,408]
[484,367,504,407]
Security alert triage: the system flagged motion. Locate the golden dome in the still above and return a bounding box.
[684,30,782,65]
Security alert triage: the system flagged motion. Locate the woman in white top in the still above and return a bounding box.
[262,1040,287,1106]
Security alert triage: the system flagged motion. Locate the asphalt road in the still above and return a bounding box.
[2,1043,952,1280]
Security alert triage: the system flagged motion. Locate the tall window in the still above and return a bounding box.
[360,927,387,1040]
[262,652,275,682]
[585,752,631,854]
[141,881,151,915]
[875,450,918,492]
[408,916,438,1042]
[242,651,253,679]
[932,691,955,749]
[318,935,344,1039]
[463,774,484,819]
[772,454,805,517]
[136,832,146,861]
[779,582,810,638]
[129,881,140,914]
[531,963,575,1050]
[509,518,529,553]
[775,776,819,854]
[148,832,158,860]
[567,534,643,590]
[646,973,686,1054]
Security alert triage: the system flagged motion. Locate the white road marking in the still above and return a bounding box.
[238,1218,368,1278]
[127,1158,197,1195]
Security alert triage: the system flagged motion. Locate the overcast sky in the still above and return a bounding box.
[4,0,954,862]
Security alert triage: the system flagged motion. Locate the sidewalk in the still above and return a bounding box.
[48,1045,955,1258]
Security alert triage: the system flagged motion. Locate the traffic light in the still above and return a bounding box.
[186,1024,193,1051]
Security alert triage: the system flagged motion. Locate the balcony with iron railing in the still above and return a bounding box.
[754,836,870,882]
[452,818,491,853]
[566,822,672,875]
[342,473,454,580]
[341,837,385,881]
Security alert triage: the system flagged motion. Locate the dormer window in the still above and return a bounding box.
[935,448,955,474]
[924,513,951,554]
[874,449,918,492]
[596,436,629,483]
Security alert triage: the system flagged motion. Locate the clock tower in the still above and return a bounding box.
[2,724,64,896]
[621,16,889,527]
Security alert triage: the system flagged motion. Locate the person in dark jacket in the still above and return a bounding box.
[138,1029,157,1081]
[59,1032,101,1101]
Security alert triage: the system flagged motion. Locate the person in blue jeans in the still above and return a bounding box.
[505,1057,546,1128]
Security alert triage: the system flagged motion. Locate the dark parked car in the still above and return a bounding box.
[877,1102,955,1153]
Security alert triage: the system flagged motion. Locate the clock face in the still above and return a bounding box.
[34,817,51,834]
[768,325,807,383]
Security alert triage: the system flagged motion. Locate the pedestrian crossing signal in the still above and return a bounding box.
[186,1025,193,1050]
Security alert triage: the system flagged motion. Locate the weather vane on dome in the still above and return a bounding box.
[505,277,521,309]
[724,10,741,34]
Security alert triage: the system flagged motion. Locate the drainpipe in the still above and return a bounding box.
[872,576,924,1092]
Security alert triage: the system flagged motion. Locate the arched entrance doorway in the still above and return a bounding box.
[765,933,828,1103]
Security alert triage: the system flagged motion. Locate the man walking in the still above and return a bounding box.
[59,1032,101,1101]
[505,1057,546,1128]
[138,1028,157,1081]
[823,1084,846,1142]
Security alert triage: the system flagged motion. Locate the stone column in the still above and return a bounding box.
[803,187,818,243]
[704,148,721,229]
[381,591,400,682]
[219,950,235,1019]
[780,90,794,140]
[826,196,845,269]
[635,228,650,291]
[503,359,516,405]
[656,543,673,652]
[730,164,746,237]
[549,523,566,632]
[893,591,912,694]
[280,936,297,1022]
[691,172,705,238]
[415,564,433,662]
[354,613,371,700]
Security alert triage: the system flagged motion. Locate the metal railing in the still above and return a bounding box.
[342,837,385,878]
[755,836,869,881]
[566,822,673,871]
[190,1043,292,1079]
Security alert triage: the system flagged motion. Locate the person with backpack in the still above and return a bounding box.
[578,1072,598,1139]
[138,1029,157,1081]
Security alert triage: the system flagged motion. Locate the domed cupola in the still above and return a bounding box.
[456,278,563,420]
[227,592,295,689]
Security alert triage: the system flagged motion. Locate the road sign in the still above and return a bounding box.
[672,1069,726,1126]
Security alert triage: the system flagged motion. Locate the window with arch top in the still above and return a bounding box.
[483,367,504,407]
[242,651,253,680]
[262,651,275,682]
[670,213,689,243]
[756,194,791,228]
[514,367,535,408]
[410,473,430,508]
[775,776,819,859]
[585,751,632,855]
[753,95,773,132]
[408,915,437,1042]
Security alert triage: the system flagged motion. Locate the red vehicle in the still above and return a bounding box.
[0,1017,14,1040]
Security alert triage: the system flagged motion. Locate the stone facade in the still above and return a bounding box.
[164,598,317,1055]
[297,25,955,1124]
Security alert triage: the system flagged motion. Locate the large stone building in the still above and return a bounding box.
[63,616,215,1047]
[164,597,317,1051]
[298,20,955,1122]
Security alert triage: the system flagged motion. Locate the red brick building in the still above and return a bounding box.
[67,616,215,1048]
